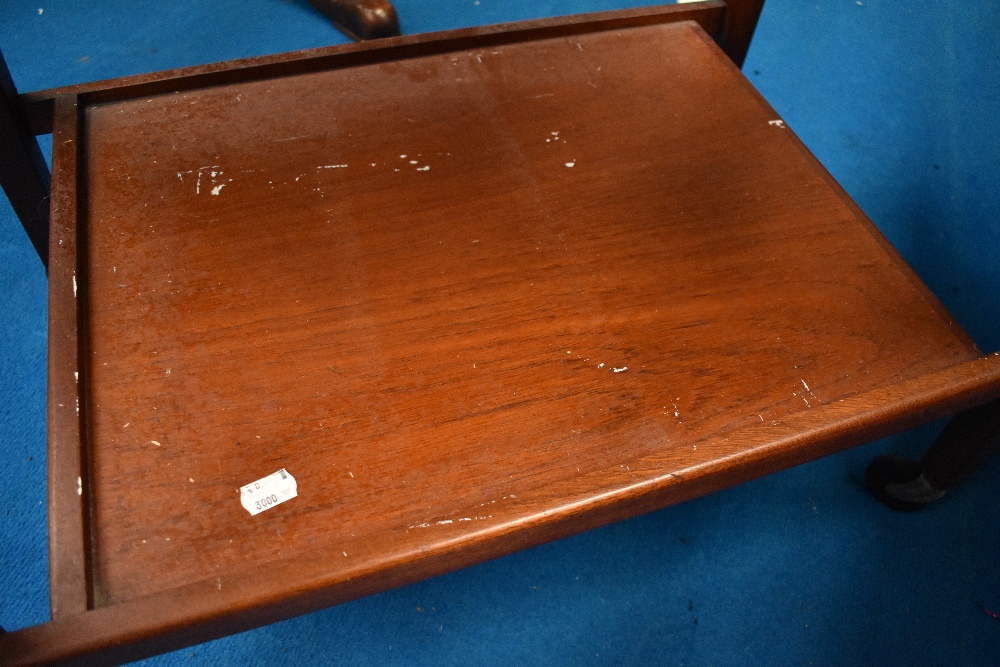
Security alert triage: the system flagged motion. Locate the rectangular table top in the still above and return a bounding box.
[15,9,1000,665]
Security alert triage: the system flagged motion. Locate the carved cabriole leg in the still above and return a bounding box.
[308,0,400,40]
[867,398,1000,511]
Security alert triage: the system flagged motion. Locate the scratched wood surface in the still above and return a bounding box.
[3,12,1000,665]
[74,21,979,610]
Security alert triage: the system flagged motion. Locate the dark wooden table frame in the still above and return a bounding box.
[2,2,999,665]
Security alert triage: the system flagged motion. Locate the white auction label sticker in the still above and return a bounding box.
[240,469,297,516]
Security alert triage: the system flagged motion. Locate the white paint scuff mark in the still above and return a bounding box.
[409,497,516,529]
[769,119,786,128]
[319,164,348,169]
[416,166,430,171]
[77,477,82,496]
[150,440,161,446]
[799,380,817,407]
[211,184,225,196]
[177,165,224,195]
[73,275,77,296]
[410,514,493,529]
[565,161,575,168]
[598,363,604,368]
[613,366,627,373]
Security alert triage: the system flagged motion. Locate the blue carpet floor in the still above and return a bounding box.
[2,1,999,664]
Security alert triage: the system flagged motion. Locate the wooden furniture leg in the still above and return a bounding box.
[0,50,49,269]
[6,5,1000,663]
[867,398,1000,511]
[308,0,400,40]
[718,0,764,66]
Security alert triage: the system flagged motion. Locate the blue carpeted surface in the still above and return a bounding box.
[2,1,999,664]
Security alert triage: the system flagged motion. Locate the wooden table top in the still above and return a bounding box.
[12,8,1000,665]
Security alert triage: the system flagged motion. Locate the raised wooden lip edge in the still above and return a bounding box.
[683,25,982,356]
[45,93,92,621]
[28,5,727,632]
[17,1,727,135]
[7,4,999,664]
[4,353,1000,666]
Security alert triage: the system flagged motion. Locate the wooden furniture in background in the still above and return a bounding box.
[2,2,999,664]
[308,0,401,41]
[0,50,49,266]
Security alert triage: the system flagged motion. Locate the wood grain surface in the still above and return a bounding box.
[46,95,90,619]
[5,11,1000,667]
[78,21,978,605]
[16,1,727,136]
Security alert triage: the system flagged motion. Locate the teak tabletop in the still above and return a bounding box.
[4,4,1000,665]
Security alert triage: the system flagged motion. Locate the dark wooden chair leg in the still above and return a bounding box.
[0,49,50,269]
[866,398,1000,511]
[308,0,400,40]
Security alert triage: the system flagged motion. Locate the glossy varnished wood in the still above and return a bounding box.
[46,95,91,619]
[6,357,1000,666]
[4,9,1000,667]
[307,0,400,40]
[17,2,726,136]
[74,18,987,606]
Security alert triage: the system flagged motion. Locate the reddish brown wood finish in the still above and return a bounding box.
[5,358,1000,666]
[17,2,727,136]
[79,18,986,606]
[46,95,91,619]
[4,9,1000,667]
